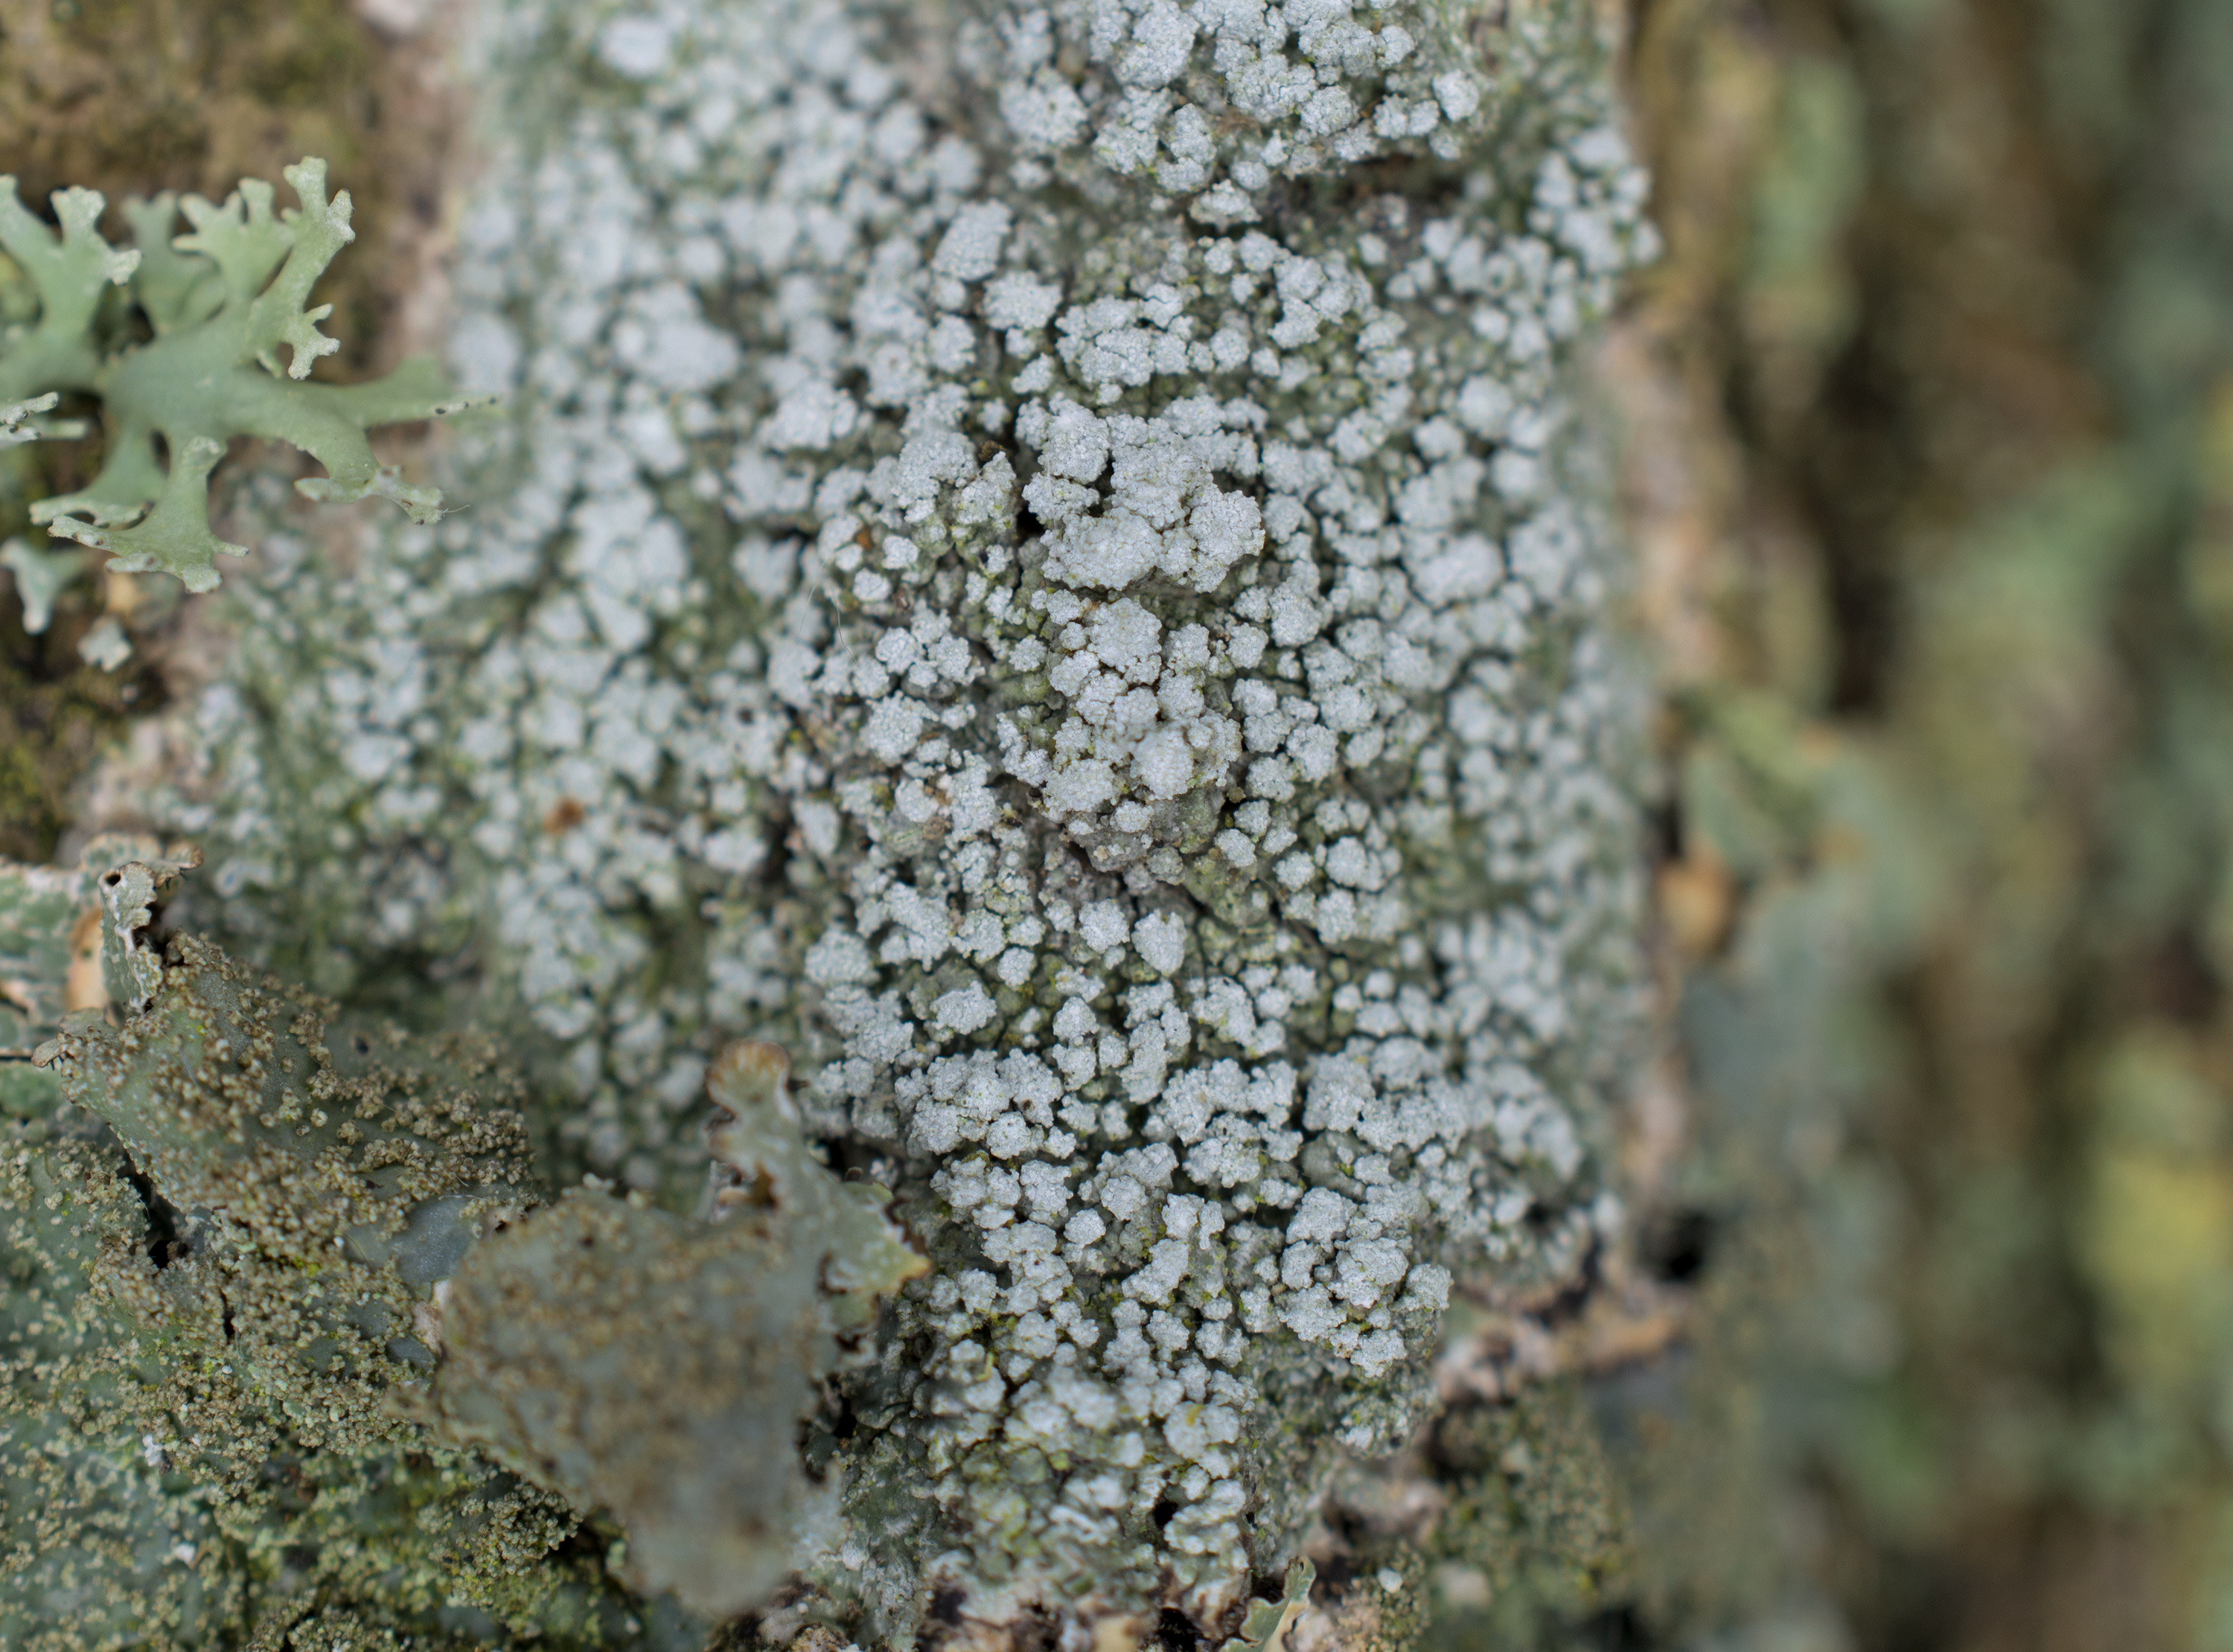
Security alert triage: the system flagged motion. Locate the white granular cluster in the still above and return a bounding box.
[149,0,1653,1632]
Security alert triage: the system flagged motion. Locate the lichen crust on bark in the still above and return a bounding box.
[134,0,1658,1636]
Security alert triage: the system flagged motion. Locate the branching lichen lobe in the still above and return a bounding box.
[0,157,482,594]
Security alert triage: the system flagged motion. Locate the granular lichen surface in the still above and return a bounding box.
[112,0,1658,1638]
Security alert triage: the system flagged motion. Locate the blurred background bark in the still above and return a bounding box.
[1609,0,2233,1647]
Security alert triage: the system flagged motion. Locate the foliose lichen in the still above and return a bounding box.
[0,156,480,594]
[427,1040,927,1621]
[4,849,622,1648]
[5,843,930,1646]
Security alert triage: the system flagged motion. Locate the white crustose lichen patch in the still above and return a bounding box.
[148,0,1655,1636]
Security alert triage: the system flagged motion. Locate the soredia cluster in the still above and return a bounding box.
[98,0,1654,1639]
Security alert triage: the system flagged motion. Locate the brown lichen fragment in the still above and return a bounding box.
[0,858,89,1046]
[0,835,165,1112]
[0,622,150,866]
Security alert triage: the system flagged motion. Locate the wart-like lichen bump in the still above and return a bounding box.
[0,158,489,594]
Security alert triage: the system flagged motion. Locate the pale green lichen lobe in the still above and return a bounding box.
[427,1040,924,1620]
[0,158,485,593]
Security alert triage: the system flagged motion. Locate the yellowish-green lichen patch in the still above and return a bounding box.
[5,865,662,1647]
[1419,1385,1629,1648]
[42,926,540,1476]
[0,1124,240,1651]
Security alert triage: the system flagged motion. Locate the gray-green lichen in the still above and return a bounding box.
[429,1040,926,1619]
[1,851,624,1648]
[106,0,1657,1639]
[4,847,924,1645]
[0,832,163,1114]
[42,874,545,1409]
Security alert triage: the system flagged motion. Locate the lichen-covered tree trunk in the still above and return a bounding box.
[20,0,2233,1644]
[98,0,1656,1639]
[5,0,1661,1645]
